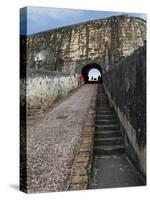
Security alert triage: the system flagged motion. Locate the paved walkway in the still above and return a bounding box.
[27,84,97,193]
[90,155,145,189]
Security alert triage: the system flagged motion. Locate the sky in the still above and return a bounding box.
[88,69,101,81]
[20,6,147,35]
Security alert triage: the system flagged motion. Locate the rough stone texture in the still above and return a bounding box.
[21,69,79,109]
[20,14,146,193]
[20,15,146,113]
[25,84,96,193]
[21,15,146,74]
[103,44,146,176]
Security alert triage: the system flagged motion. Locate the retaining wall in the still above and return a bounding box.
[103,45,146,176]
[20,69,79,110]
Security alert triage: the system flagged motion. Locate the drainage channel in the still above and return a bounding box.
[89,85,145,189]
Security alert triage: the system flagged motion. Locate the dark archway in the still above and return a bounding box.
[81,63,102,84]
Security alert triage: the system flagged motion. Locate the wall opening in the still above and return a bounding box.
[81,63,102,84]
[34,50,48,69]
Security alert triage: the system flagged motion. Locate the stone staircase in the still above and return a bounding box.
[94,86,125,156]
[89,85,145,189]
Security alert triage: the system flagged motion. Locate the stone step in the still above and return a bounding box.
[97,108,113,111]
[94,145,125,155]
[97,100,108,102]
[97,103,109,105]
[96,110,113,113]
[97,94,107,96]
[95,119,118,125]
[96,115,117,120]
[97,97,107,99]
[96,111,114,115]
[96,106,114,112]
[94,137,122,145]
[97,99,107,101]
[95,124,120,131]
[95,130,121,138]
[96,112,115,116]
[96,105,110,110]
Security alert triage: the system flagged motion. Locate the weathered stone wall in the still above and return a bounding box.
[21,69,79,110]
[103,45,146,176]
[22,15,146,74]
[20,15,146,111]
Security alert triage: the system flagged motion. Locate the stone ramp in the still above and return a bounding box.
[89,85,145,189]
[26,84,97,193]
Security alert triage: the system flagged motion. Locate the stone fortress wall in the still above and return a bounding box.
[20,15,146,177]
[20,15,146,110]
[24,15,146,74]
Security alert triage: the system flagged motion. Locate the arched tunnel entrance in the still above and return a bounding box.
[81,63,102,84]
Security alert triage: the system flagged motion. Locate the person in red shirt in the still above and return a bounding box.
[79,75,85,84]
